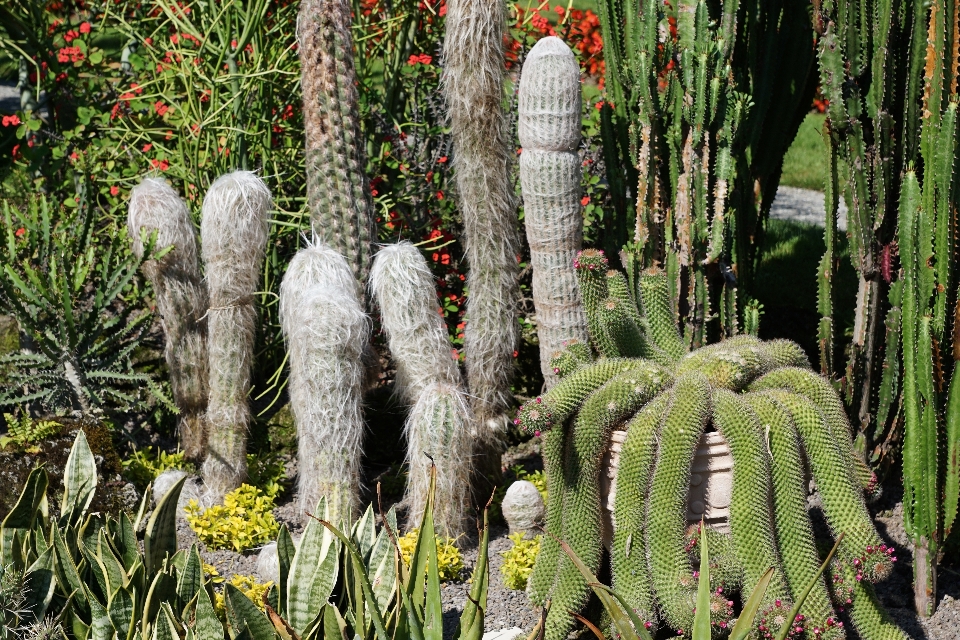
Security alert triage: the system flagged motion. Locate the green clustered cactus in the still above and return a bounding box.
[517,253,905,640]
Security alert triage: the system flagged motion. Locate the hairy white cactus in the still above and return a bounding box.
[199,171,271,501]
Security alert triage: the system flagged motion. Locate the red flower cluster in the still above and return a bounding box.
[407,53,433,66]
[507,5,605,83]
[1,115,21,127]
[154,101,170,117]
[57,46,84,63]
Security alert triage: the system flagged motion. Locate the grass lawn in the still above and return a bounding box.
[779,112,828,191]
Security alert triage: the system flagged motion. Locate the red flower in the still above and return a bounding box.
[436,190,444,200]
[69,151,79,161]
[14,227,25,237]
[151,158,170,171]
[581,196,590,206]
[142,143,153,152]
[79,22,91,34]
[438,156,448,163]
[11,144,20,159]
[154,101,170,116]
[1,115,21,127]
[110,185,120,196]
[64,29,80,43]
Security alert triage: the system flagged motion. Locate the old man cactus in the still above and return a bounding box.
[517,250,905,640]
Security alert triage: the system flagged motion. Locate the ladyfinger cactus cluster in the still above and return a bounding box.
[517,253,906,640]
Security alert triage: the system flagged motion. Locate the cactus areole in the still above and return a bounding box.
[520,250,906,640]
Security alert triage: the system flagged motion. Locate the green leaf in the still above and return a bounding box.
[144,476,185,575]
[192,583,224,640]
[367,507,398,614]
[457,503,489,640]
[178,544,204,607]
[1,466,48,567]
[692,522,711,640]
[142,571,177,637]
[277,525,295,618]
[728,568,774,640]
[772,535,844,640]
[60,430,98,526]
[108,587,135,640]
[52,525,88,615]
[225,583,276,640]
[23,546,56,622]
[286,497,339,634]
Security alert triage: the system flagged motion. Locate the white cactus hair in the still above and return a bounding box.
[127,178,210,461]
[442,0,521,439]
[369,241,462,403]
[404,381,474,535]
[280,241,369,526]
[200,170,272,501]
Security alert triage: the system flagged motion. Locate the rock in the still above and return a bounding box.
[257,542,280,584]
[481,628,524,640]
[152,469,203,517]
[501,480,544,538]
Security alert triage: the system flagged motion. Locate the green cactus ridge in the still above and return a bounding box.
[841,566,910,640]
[528,425,567,605]
[711,389,793,632]
[638,267,686,360]
[646,372,713,635]
[544,367,671,640]
[575,249,618,357]
[744,393,842,639]
[598,297,669,364]
[682,524,743,594]
[548,339,594,378]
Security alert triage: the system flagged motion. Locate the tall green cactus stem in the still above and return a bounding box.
[745,394,841,639]
[682,525,743,595]
[279,243,368,526]
[518,36,590,389]
[199,171,270,501]
[545,365,669,640]
[369,242,463,403]
[646,372,713,635]
[597,298,661,362]
[638,268,685,360]
[710,390,792,632]
[402,382,474,535]
[442,0,521,448]
[611,395,668,629]
[127,178,209,463]
[549,339,593,378]
[842,566,910,640]
[760,390,892,584]
[575,249,618,357]
[297,0,376,283]
[527,424,567,605]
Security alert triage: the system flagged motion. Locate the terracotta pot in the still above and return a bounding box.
[600,429,733,549]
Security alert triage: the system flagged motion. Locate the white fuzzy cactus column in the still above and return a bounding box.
[281,243,368,526]
[518,36,589,389]
[443,0,521,448]
[200,171,271,501]
[127,178,210,462]
[370,242,474,533]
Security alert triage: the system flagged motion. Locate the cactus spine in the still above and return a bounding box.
[442,0,521,453]
[280,243,367,526]
[517,36,590,390]
[298,0,376,283]
[127,178,209,463]
[521,251,905,639]
[199,171,270,500]
[369,242,473,533]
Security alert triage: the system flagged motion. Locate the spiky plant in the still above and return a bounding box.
[298,0,376,284]
[0,563,27,640]
[200,171,271,501]
[128,178,210,463]
[518,250,904,640]
[369,242,475,533]
[517,36,590,390]
[817,0,960,616]
[442,0,521,472]
[280,242,368,526]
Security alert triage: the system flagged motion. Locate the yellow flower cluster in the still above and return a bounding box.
[397,528,465,581]
[184,484,280,552]
[214,574,274,617]
[499,533,541,590]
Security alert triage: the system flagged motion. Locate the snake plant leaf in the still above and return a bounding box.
[97,529,126,592]
[225,582,276,640]
[192,581,224,640]
[134,483,153,533]
[86,585,114,640]
[177,544,203,607]
[322,603,350,640]
[52,524,88,615]
[1,466,48,567]
[24,546,56,622]
[81,539,111,605]
[692,522,711,640]
[144,476,185,575]
[286,497,339,634]
[276,525,294,618]
[151,604,178,640]
[406,466,437,614]
[457,506,489,640]
[727,567,774,640]
[61,430,98,526]
[108,586,135,640]
[142,571,177,638]
[265,603,300,640]
[367,508,399,614]
[114,512,139,568]
[353,504,377,562]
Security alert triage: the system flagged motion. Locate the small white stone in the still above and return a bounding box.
[482,628,524,640]
[152,469,203,518]
[501,480,545,538]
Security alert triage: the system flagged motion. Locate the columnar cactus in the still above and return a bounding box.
[369,242,474,533]
[517,36,590,389]
[127,178,209,463]
[442,0,521,451]
[280,242,368,526]
[200,171,271,501]
[817,0,960,615]
[518,253,905,640]
[298,0,376,283]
